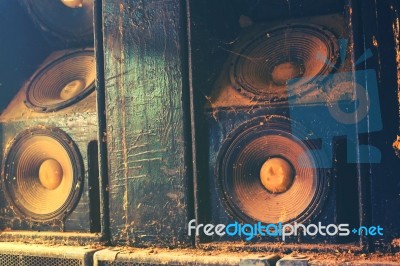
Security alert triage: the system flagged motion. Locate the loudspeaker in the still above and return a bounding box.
[0,49,101,237]
[19,0,94,47]
[102,0,192,246]
[0,242,98,266]
[189,0,378,248]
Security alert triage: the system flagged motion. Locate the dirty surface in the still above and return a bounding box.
[94,245,400,264]
[103,0,191,246]
[0,51,99,236]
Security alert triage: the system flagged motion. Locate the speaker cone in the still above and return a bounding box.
[22,0,94,44]
[216,116,329,224]
[25,50,95,112]
[230,24,338,101]
[2,127,83,221]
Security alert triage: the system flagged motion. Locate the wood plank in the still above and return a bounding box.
[103,0,192,246]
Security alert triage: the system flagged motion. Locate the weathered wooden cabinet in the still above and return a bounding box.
[103,0,192,246]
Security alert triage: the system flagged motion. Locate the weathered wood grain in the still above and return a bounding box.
[103,0,192,246]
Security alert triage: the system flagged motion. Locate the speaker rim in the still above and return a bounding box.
[215,116,330,225]
[24,50,96,113]
[1,126,85,222]
[229,23,339,102]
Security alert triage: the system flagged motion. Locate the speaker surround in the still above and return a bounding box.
[2,127,83,221]
[24,50,95,112]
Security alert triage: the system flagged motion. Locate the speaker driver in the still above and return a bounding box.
[25,50,95,112]
[230,24,338,101]
[21,0,94,44]
[2,127,83,221]
[216,116,329,224]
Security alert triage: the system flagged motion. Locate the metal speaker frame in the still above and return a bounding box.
[229,24,339,102]
[24,50,95,112]
[216,116,330,224]
[0,242,98,266]
[1,126,84,222]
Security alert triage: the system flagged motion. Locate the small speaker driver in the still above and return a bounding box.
[216,116,329,224]
[2,127,84,221]
[230,24,339,101]
[25,50,95,112]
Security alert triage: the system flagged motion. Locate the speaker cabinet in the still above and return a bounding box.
[102,0,192,246]
[189,0,384,249]
[19,0,94,47]
[0,242,98,266]
[0,49,101,236]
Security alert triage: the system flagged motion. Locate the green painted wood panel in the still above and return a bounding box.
[103,0,192,246]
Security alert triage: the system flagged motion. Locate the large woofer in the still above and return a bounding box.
[2,127,83,221]
[25,50,95,112]
[216,116,329,224]
[230,24,338,101]
[21,0,94,44]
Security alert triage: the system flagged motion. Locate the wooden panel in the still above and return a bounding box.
[103,0,191,246]
[353,0,400,250]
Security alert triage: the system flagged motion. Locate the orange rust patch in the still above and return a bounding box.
[392,136,400,157]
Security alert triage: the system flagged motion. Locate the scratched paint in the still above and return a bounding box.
[103,0,191,246]
[392,11,400,157]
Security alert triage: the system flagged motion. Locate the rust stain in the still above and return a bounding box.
[117,0,129,236]
[393,16,400,157]
[392,136,400,157]
[372,35,379,47]
[392,238,400,248]
[394,17,400,96]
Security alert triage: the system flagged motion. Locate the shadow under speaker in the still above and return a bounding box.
[0,49,101,235]
[19,0,94,47]
[191,1,363,246]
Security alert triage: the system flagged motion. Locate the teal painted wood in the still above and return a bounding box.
[103,0,192,246]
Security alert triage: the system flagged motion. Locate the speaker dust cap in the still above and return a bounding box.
[216,116,329,224]
[2,127,84,221]
[25,50,96,112]
[230,24,339,102]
